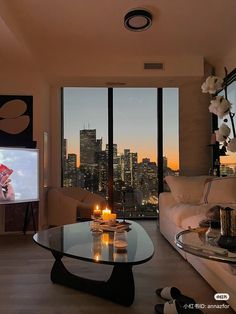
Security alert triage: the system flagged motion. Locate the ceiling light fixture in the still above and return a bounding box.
[124,9,152,32]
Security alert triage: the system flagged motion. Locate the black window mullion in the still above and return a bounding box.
[157,88,163,194]
[108,88,114,209]
[61,87,64,187]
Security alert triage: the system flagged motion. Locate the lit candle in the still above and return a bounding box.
[108,213,117,226]
[109,213,117,221]
[102,208,111,221]
[93,205,102,219]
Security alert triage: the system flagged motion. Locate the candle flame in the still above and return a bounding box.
[95,253,100,262]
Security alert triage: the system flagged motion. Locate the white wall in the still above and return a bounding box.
[215,45,236,76]
[0,65,50,230]
[179,79,212,175]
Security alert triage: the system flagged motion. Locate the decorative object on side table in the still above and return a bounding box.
[217,207,236,250]
[205,220,220,245]
[199,205,221,229]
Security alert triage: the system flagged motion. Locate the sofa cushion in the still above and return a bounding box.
[164,203,210,227]
[165,176,210,204]
[202,176,236,204]
[164,202,236,228]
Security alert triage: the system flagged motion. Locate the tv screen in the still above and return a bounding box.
[0,147,39,204]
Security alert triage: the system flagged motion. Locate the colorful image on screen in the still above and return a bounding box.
[0,147,39,204]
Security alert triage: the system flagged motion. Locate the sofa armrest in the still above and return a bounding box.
[159,192,177,211]
[47,187,106,226]
[48,189,79,226]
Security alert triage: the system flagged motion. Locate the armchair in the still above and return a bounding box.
[47,187,106,226]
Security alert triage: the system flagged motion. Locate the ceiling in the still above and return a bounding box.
[0,0,236,84]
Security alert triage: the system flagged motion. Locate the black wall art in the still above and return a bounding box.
[0,95,36,148]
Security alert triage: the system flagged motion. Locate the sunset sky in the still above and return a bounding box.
[63,87,179,170]
[218,81,236,165]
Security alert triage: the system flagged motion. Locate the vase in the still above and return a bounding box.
[217,207,236,250]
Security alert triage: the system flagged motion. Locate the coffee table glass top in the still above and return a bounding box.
[33,220,154,265]
[175,228,236,264]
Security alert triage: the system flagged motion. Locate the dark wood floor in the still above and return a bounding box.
[0,220,234,314]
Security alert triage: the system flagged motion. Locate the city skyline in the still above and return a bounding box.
[63,87,179,170]
[63,129,164,216]
[64,133,171,170]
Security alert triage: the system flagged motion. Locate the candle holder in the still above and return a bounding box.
[92,206,102,220]
[90,220,103,235]
[108,213,117,226]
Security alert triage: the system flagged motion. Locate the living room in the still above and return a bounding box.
[0,1,236,313]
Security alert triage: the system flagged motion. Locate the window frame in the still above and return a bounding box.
[61,87,175,218]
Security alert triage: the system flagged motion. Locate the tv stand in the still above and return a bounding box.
[23,201,37,234]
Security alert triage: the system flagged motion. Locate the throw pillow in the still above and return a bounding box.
[165,175,210,204]
[202,176,236,204]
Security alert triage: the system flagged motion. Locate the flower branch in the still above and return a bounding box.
[201,69,236,152]
[224,67,236,139]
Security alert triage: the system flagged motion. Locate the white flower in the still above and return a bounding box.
[215,122,230,142]
[209,96,232,118]
[215,130,226,142]
[201,76,223,94]
[219,123,231,137]
[227,137,236,152]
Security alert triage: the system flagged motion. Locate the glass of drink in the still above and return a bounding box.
[114,229,128,249]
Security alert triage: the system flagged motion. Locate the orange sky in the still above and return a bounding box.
[68,143,179,170]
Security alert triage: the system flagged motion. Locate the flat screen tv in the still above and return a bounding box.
[0,147,39,204]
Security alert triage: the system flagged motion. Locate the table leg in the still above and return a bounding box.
[50,252,135,306]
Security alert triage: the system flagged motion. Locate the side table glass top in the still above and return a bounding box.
[175,228,236,264]
[33,220,154,265]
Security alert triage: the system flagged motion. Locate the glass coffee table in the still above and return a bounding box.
[33,220,154,306]
[175,228,236,264]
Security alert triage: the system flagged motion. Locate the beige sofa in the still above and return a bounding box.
[47,187,106,226]
[159,176,236,311]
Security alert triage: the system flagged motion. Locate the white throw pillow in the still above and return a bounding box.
[165,175,210,204]
[202,176,236,204]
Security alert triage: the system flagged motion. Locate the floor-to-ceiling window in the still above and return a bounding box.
[163,88,179,176]
[113,88,157,218]
[62,87,179,218]
[62,88,108,193]
[218,80,236,175]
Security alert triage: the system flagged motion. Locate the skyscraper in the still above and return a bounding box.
[124,149,131,187]
[130,152,138,187]
[67,153,77,186]
[97,150,107,192]
[62,139,69,186]
[80,129,96,165]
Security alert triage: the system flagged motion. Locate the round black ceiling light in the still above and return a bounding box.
[124,9,152,32]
